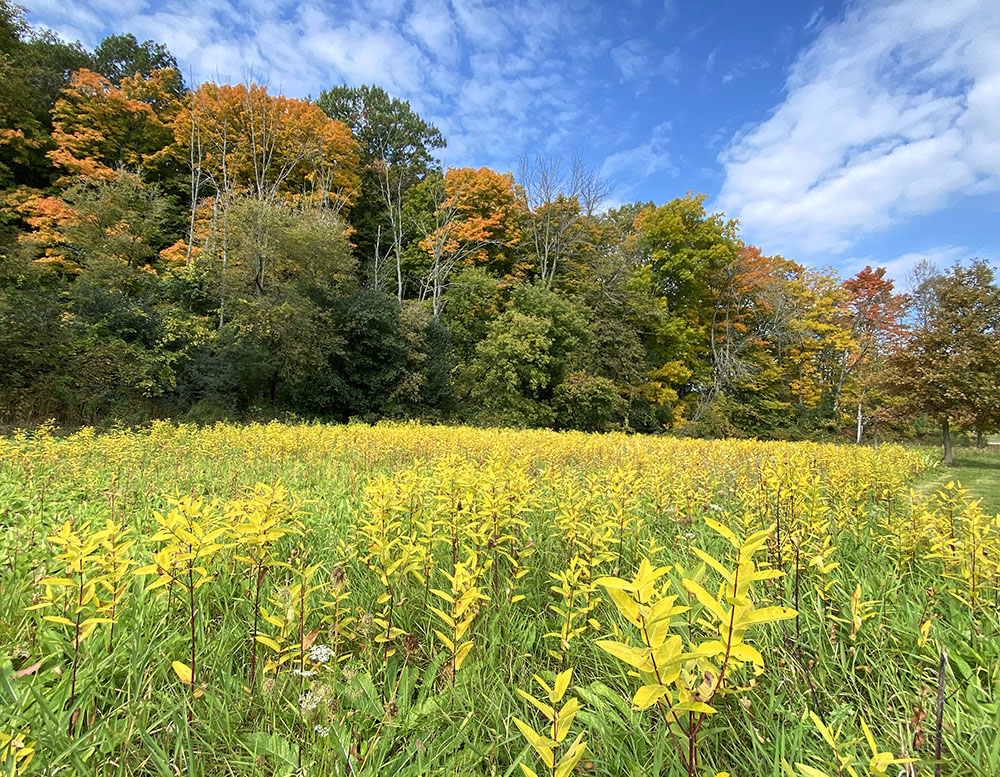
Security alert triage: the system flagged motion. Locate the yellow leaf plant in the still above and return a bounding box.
[430,551,488,687]
[229,481,301,690]
[256,559,324,678]
[0,727,34,775]
[782,711,916,777]
[545,556,600,669]
[512,667,587,777]
[134,496,228,715]
[595,517,796,777]
[27,520,115,710]
[360,476,420,660]
[95,519,134,655]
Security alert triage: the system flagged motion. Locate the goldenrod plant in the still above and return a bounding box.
[596,518,796,777]
[134,496,227,716]
[511,667,587,777]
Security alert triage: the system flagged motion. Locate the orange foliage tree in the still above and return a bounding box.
[174,82,360,207]
[48,68,183,183]
[416,166,522,316]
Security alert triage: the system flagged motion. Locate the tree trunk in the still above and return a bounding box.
[976,427,984,449]
[856,401,863,444]
[943,417,953,466]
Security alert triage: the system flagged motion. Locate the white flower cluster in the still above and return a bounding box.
[292,668,317,678]
[313,725,329,738]
[309,643,334,664]
[299,691,319,711]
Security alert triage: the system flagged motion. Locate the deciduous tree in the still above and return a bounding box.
[883,260,1000,464]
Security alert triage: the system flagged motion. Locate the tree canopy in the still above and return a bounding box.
[0,9,997,457]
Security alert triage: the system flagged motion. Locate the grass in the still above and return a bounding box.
[0,422,996,777]
[916,445,1000,513]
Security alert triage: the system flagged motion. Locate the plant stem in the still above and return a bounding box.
[934,648,947,777]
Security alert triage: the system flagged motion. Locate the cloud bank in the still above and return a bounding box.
[717,0,1000,259]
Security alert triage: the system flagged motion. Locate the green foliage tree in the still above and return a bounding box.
[458,284,590,427]
[883,260,1000,464]
[317,84,445,296]
[91,33,181,89]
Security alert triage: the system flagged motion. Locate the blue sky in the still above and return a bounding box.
[28,0,1000,284]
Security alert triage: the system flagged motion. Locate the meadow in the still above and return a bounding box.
[0,421,996,776]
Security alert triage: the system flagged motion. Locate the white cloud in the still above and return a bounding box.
[717,0,1000,259]
[601,121,674,192]
[610,38,681,93]
[26,0,613,174]
[841,244,972,287]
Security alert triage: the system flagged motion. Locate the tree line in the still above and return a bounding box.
[1,2,997,454]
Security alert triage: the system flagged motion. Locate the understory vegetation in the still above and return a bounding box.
[1,422,997,776]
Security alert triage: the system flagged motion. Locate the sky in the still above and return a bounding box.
[26,0,1000,284]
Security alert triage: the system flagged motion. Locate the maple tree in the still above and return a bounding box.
[48,68,183,183]
[838,266,908,442]
[410,166,523,316]
[175,81,360,207]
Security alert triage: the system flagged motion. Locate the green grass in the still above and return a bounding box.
[916,446,1000,513]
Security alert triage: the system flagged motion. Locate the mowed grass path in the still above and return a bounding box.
[915,446,1000,512]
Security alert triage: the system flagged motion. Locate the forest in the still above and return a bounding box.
[2,1,999,450]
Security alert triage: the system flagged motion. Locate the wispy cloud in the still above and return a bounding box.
[841,244,973,287]
[609,37,681,94]
[24,0,610,174]
[717,0,1000,259]
[601,121,674,197]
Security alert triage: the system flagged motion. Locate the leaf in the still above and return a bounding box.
[429,605,456,628]
[606,587,640,626]
[302,628,321,650]
[512,717,555,768]
[681,579,726,622]
[172,661,193,685]
[12,662,41,679]
[255,635,282,652]
[692,548,733,583]
[41,616,76,627]
[670,701,716,715]
[37,577,75,587]
[453,640,474,671]
[552,667,572,703]
[808,711,837,751]
[730,643,764,669]
[632,684,670,710]
[555,735,587,777]
[594,576,636,593]
[433,629,455,653]
[744,606,797,624]
[517,689,554,721]
[704,517,739,548]
[595,640,649,670]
